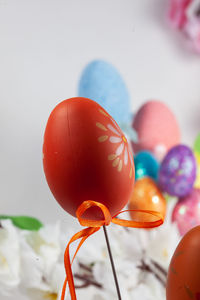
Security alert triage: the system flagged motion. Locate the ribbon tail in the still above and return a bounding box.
[61,226,100,300]
[112,209,164,228]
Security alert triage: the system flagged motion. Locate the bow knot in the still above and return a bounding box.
[76,201,112,227]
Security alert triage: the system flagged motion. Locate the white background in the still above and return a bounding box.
[0,0,200,232]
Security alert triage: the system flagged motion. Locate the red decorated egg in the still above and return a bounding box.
[43,97,135,219]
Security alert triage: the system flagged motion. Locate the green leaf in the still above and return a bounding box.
[0,215,43,231]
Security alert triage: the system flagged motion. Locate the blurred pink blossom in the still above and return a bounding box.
[184,17,200,52]
[168,0,200,53]
[169,0,192,28]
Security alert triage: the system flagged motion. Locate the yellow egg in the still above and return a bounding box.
[194,152,200,189]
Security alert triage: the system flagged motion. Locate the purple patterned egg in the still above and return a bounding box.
[159,145,196,197]
[172,189,200,236]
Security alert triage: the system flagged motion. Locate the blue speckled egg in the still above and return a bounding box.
[159,145,196,197]
[134,151,159,181]
[78,60,131,124]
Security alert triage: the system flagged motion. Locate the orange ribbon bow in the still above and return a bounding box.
[61,200,164,300]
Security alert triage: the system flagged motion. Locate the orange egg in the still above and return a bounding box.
[166,226,200,300]
[128,177,166,223]
[43,97,135,220]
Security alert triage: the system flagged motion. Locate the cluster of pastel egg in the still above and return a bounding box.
[132,100,200,237]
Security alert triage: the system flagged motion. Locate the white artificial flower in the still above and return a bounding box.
[19,222,65,300]
[0,219,21,294]
[0,197,181,300]
[75,229,106,265]
[145,199,180,269]
[25,288,58,300]
[145,222,180,269]
[130,282,157,300]
[25,222,61,275]
[76,286,108,300]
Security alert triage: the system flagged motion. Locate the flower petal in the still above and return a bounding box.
[109,136,122,143]
[96,122,107,131]
[99,108,109,117]
[116,143,124,156]
[118,160,123,172]
[128,145,133,163]
[112,157,119,167]
[98,136,108,142]
[124,147,128,165]
[108,154,117,161]
[129,167,133,179]
[107,124,120,136]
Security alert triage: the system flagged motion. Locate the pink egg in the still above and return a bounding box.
[132,100,180,160]
[172,189,200,236]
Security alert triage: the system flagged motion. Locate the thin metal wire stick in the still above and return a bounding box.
[103,225,122,300]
